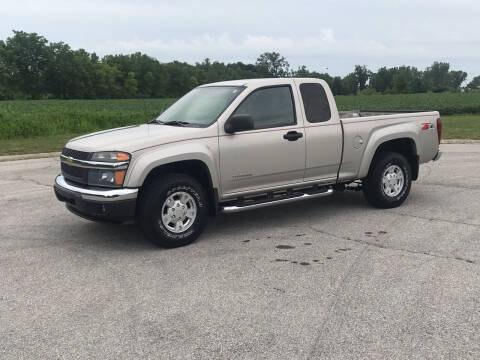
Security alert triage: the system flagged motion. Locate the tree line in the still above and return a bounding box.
[0,30,478,100]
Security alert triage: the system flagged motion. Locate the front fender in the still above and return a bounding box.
[124,140,219,189]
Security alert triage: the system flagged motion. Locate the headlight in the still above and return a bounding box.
[91,151,130,162]
[88,169,127,187]
[88,151,130,187]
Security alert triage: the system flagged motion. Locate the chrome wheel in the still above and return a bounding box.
[160,191,197,233]
[381,165,405,197]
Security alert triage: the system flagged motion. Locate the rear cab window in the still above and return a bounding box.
[299,83,331,123]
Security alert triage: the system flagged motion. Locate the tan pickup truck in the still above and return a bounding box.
[54,78,442,247]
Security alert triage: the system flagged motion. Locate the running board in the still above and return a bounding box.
[220,189,334,214]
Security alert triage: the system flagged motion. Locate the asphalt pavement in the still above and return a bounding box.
[1,144,479,359]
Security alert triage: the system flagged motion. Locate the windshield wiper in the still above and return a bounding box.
[150,119,201,127]
[163,120,191,127]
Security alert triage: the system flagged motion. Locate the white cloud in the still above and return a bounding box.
[87,30,478,64]
[1,0,479,77]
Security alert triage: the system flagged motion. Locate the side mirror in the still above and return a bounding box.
[224,114,254,134]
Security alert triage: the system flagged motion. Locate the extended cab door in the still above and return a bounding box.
[294,79,343,182]
[219,83,306,196]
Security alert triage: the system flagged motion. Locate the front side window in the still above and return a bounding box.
[299,83,331,123]
[232,86,295,129]
[155,86,244,127]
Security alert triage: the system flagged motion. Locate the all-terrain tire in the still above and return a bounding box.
[138,173,208,248]
[363,151,412,209]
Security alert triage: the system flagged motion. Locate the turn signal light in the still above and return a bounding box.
[117,153,130,161]
[114,170,126,185]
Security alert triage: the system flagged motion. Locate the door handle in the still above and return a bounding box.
[283,131,303,141]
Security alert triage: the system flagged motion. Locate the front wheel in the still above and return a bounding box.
[138,173,208,248]
[363,151,412,209]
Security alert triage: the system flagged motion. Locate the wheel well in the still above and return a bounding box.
[140,160,218,216]
[371,138,419,180]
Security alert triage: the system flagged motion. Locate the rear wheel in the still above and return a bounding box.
[138,173,208,248]
[363,151,412,209]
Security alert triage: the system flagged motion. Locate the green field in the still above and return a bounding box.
[440,114,480,140]
[0,98,176,140]
[335,92,480,115]
[0,92,479,155]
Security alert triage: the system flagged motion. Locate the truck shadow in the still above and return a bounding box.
[206,191,367,235]
[71,191,369,251]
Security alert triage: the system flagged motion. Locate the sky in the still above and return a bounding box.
[2,0,479,80]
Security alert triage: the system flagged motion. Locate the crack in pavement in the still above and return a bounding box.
[308,244,369,359]
[18,177,52,188]
[308,225,476,265]
[416,182,480,191]
[389,210,480,228]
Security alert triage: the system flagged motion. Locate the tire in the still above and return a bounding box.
[363,151,412,209]
[138,173,208,248]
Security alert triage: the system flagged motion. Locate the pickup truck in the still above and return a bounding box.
[54,78,442,247]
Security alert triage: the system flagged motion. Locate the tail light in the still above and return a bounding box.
[436,118,442,143]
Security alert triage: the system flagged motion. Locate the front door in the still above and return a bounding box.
[219,85,306,195]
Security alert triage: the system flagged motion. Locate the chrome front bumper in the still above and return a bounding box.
[55,175,138,202]
[54,175,138,222]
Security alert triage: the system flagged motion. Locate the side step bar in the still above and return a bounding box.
[220,189,334,214]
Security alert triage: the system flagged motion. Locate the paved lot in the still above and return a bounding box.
[1,144,480,359]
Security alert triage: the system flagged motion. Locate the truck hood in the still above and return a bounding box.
[66,124,209,153]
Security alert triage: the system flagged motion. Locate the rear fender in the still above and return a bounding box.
[358,124,420,179]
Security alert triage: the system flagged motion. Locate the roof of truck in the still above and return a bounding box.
[199,78,323,87]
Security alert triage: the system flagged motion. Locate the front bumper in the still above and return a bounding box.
[54,175,138,223]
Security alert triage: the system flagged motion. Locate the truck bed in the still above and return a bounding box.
[339,110,433,119]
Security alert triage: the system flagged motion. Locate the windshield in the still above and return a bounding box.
[154,86,244,127]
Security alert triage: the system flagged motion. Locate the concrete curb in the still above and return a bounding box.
[0,152,61,162]
[441,139,480,144]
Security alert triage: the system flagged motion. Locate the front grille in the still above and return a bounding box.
[61,163,88,184]
[61,148,90,160]
[61,148,91,184]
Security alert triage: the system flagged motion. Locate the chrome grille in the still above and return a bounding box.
[61,148,91,184]
[61,148,90,160]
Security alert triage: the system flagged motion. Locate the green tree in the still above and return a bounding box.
[0,30,473,99]
[330,76,346,95]
[256,52,290,77]
[424,62,450,92]
[0,40,10,99]
[342,73,358,94]
[449,70,467,90]
[3,30,51,98]
[164,61,197,97]
[409,67,426,93]
[369,67,393,93]
[354,65,371,91]
[71,49,98,99]
[294,65,310,77]
[467,75,480,90]
[392,68,411,93]
[47,42,75,98]
[123,71,138,98]
[93,63,122,98]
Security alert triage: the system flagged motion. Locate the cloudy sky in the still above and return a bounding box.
[2,0,479,79]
